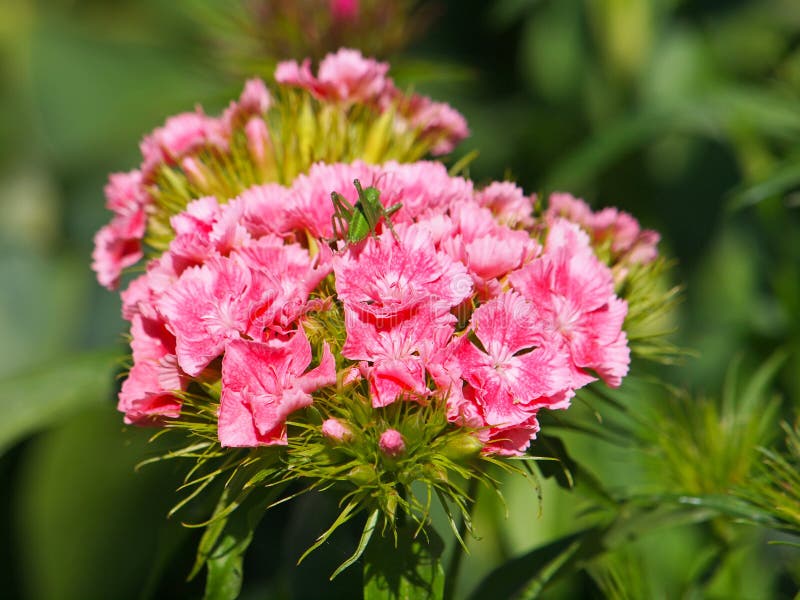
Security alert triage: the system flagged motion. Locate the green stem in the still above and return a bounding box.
[443,477,479,600]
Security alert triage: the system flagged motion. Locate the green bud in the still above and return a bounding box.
[348,464,377,486]
[440,433,484,462]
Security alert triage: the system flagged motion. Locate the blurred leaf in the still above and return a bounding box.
[533,434,616,507]
[727,160,800,210]
[363,523,445,600]
[203,486,274,600]
[15,405,187,600]
[0,348,118,455]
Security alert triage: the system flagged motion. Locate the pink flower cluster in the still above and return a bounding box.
[92,80,272,290]
[93,50,469,291]
[115,160,644,455]
[276,48,469,154]
[546,193,660,267]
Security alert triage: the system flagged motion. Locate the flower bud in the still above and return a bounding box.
[245,117,271,167]
[440,433,484,462]
[379,429,406,457]
[321,418,352,442]
[348,464,377,486]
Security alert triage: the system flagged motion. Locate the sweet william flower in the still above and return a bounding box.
[157,253,270,376]
[333,226,472,323]
[219,328,336,446]
[456,292,573,426]
[509,219,630,388]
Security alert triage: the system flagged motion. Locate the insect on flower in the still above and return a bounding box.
[331,179,402,243]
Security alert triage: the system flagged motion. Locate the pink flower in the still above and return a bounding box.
[288,161,377,239]
[509,220,630,388]
[118,313,183,424]
[168,196,250,270]
[334,227,472,324]
[456,292,573,426]
[545,193,660,266]
[157,254,271,376]
[218,328,336,446]
[235,183,296,238]
[93,170,149,289]
[91,217,145,290]
[140,110,227,179]
[545,193,594,229]
[222,79,272,132]
[104,170,148,216]
[343,310,455,406]
[379,429,406,457]
[245,117,272,168]
[237,236,332,332]
[440,203,539,299]
[276,49,390,104]
[475,181,535,228]
[400,94,470,155]
[375,161,473,223]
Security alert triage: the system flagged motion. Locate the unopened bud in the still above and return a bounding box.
[348,464,377,486]
[379,429,406,457]
[440,433,484,462]
[245,116,271,167]
[321,418,352,442]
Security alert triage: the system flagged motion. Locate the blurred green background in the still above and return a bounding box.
[2,0,799,598]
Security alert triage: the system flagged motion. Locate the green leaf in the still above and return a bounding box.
[466,528,605,600]
[533,434,616,507]
[203,487,273,600]
[363,523,445,600]
[0,349,118,455]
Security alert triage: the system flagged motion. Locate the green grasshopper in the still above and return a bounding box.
[330,179,402,243]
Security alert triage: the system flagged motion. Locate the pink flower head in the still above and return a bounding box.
[91,217,145,290]
[104,170,148,216]
[287,161,377,238]
[276,49,390,104]
[379,429,406,457]
[157,254,272,376]
[118,313,183,424]
[168,196,250,270]
[245,117,272,167]
[375,161,473,224]
[140,109,227,179]
[509,220,630,388]
[441,203,539,299]
[334,226,472,324]
[236,183,296,238]
[455,292,573,429]
[401,94,469,155]
[237,236,332,332]
[545,193,594,229]
[546,193,660,265]
[592,207,660,265]
[218,328,336,446]
[343,310,455,406]
[222,79,272,133]
[322,418,352,442]
[475,181,535,228]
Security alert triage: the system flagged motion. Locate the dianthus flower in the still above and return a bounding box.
[93,51,668,595]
